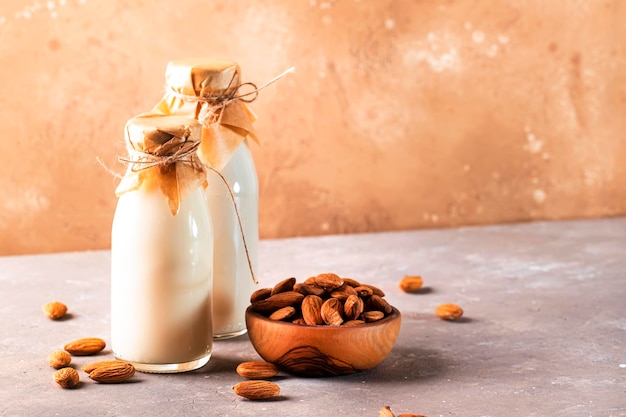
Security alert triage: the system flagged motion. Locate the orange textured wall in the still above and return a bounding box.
[1,0,625,255]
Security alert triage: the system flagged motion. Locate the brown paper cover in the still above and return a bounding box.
[153,58,257,171]
[116,114,207,216]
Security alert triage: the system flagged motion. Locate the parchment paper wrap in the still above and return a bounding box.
[153,58,258,171]
[116,114,207,216]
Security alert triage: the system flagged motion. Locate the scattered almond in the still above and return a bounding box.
[233,380,280,400]
[236,361,279,379]
[47,350,72,369]
[380,406,395,417]
[88,361,135,383]
[53,367,79,388]
[399,275,424,293]
[64,337,106,356]
[42,301,67,320]
[82,359,129,374]
[435,303,464,320]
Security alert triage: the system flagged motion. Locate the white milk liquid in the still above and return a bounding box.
[206,143,258,338]
[111,182,213,372]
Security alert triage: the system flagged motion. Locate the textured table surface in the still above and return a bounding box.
[1,218,625,417]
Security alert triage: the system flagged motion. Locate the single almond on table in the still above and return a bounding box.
[88,361,135,383]
[399,275,424,293]
[82,359,129,374]
[53,367,79,388]
[380,406,395,417]
[301,295,324,325]
[398,414,430,417]
[64,337,106,356]
[233,380,280,400]
[321,298,344,326]
[236,361,279,379]
[42,301,68,320]
[435,303,464,320]
[48,350,72,369]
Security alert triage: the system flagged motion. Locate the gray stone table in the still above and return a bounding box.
[1,218,625,417]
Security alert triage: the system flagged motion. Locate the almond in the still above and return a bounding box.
[271,277,296,295]
[233,380,280,400]
[330,284,358,301]
[343,294,364,320]
[398,414,430,417]
[47,350,71,369]
[53,367,79,388]
[64,337,106,356]
[321,298,344,326]
[293,283,327,297]
[42,301,67,320]
[343,319,365,326]
[251,291,305,314]
[313,273,344,291]
[88,361,135,383]
[435,303,463,320]
[353,285,374,297]
[292,316,306,325]
[341,277,361,287]
[250,287,272,303]
[236,361,279,379]
[269,306,296,321]
[380,406,395,417]
[82,360,129,374]
[302,295,324,325]
[369,294,393,315]
[363,283,385,297]
[399,275,424,293]
[362,310,385,322]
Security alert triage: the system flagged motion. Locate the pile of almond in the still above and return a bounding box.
[249,273,395,326]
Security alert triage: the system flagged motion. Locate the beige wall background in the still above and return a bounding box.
[1,0,625,256]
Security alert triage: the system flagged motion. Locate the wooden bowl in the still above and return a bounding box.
[245,306,402,377]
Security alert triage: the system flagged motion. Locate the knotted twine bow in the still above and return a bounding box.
[153,61,294,171]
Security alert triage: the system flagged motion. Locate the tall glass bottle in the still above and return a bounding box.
[154,59,258,339]
[111,114,213,372]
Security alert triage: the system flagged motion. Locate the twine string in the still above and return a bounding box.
[166,66,295,126]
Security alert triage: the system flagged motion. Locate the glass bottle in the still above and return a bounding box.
[154,58,258,339]
[111,114,213,372]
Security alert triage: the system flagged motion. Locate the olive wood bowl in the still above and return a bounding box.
[245,306,401,377]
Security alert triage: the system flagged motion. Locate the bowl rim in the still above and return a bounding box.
[245,305,401,330]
